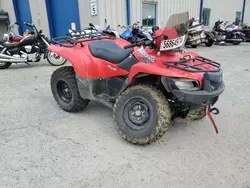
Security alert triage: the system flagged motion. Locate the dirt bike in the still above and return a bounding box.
[48,12,225,145]
[0,22,67,69]
[185,17,216,48]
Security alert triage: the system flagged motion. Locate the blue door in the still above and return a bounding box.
[46,0,81,38]
[13,0,33,35]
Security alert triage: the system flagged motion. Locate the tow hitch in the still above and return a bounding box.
[207,106,220,134]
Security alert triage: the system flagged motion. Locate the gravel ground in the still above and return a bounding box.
[0,43,250,188]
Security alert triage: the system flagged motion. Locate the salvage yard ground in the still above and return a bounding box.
[0,43,250,188]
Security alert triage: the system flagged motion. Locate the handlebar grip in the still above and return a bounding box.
[24,22,33,27]
[124,44,135,49]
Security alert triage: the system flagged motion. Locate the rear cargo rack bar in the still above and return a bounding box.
[163,55,221,73]
[51,31,116,48]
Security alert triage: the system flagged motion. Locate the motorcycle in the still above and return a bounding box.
[117,21,156,44]
[241,26,250,42]
[48,12,225,145]
[185,17,216,48]
[212,20,244,45]
[0,22,67,69]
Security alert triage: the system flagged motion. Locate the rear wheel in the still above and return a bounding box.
[205,38,214,47]
[50,66,89,112]
[114,85,171,145]
[0,62,12,69]
[232,41,241,45]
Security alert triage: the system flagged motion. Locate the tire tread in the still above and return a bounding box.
[113,84,171,145]
[50,66,89,112]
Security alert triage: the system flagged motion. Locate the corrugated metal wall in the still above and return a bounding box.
[244,0,250,25]
[131,0,200,28]
[0,0,17,33]
[203,0,244,28]
[1,0,248,36]
[157,0,200,27]
[99,0,127,31]
[29,0,50,37]
[78,0,100,28]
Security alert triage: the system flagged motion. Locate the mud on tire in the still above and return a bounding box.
[113,85,171,145]
[50,66,89,112]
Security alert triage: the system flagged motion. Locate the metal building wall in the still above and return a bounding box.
[78,0,127,31]
[130,0,200,28]
[244,0,250,25]
[99,0,127,30]
[29,0,50,37]
[0,0,17,33]
[78,0,101,28]
[157,0,200,27]
[203,0,244,28]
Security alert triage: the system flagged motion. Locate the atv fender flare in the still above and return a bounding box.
[128,61,203,82]
[48,45,89,77]
[117,73,151,97]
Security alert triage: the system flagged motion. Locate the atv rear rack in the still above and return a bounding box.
[51,31,116,48]
[163,55,221,73]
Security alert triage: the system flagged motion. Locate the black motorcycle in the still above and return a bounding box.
[0,22,67,69]
[241,26,250,42]
[212,20,244,45]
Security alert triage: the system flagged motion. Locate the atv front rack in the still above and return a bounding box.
[51,31,116,48]
[163,55,221,72]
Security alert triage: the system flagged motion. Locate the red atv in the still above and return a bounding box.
[48,12,225,145]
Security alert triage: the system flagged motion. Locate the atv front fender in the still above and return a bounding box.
[128,60,204,84]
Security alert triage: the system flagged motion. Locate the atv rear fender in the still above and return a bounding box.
[48,44,89,77]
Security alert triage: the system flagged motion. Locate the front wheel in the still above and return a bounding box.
[113,85,171,145]
[205,38,215,47]
[0,62,12,69]
[46,50,67,66]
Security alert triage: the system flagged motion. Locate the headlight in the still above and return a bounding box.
[171,79,200,91]
[3,34,9,42]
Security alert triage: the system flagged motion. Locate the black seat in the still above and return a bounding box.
[88,40,132,64]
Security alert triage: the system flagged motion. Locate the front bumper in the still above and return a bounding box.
[172,81,225,105]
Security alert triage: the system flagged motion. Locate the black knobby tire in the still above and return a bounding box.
[50,66,89,112]
[0,62,12,69]
[205,38,214,47]
[113,85,171,145]
[191,45,198,48]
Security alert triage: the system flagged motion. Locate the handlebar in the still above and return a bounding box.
[124,43,136,49]
[124,37,152,49]
[24,22,33,28]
